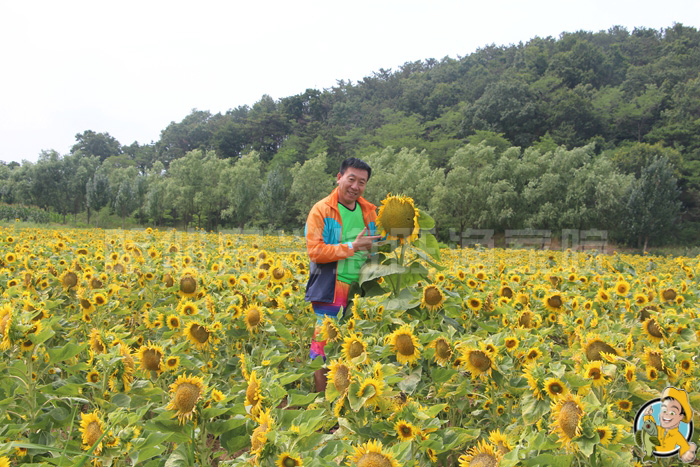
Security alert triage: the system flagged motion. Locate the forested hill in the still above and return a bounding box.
[1,23,699,248]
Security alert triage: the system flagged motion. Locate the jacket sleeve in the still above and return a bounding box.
[306,205,354,264]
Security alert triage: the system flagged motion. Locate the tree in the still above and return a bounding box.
[221,151,263,231]
[289,152,334,224]
[71,130,122,162]
[259,165,293,230]
[86,168,110,226]
[624,156,681,251]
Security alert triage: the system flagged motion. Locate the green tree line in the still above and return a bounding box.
[0,23,698,248]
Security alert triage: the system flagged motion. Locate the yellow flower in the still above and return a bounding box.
[460,344,495,380]
[550,393,584,451]
[642,318,665,343]
[543,292,565,313]
[356,377,384,406]
[244,305,264,333]
[583,361,610,387]
[276,452,302,467]
[79,410,104,453]
[543,377,569,400]
[428,336,453,366]
[386,324,421,365]
[394,420,418,442]
[342,334,367,362]
[327,359,352,394]
[320,316,341,342]
[614,280,630,296]
[348,439,399,467]
[596,425,613,445]
[246,370,264,415]
[376,194,420,244]
[166,373,205,424]
[583,335,618,362]
[184,321,212,349]
[137,342,164,374]
[458,439,502,467]
[421,283,446,311]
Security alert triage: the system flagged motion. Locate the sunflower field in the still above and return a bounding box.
[0,219,698,467]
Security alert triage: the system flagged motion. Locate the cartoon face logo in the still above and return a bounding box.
[633,386,696,463]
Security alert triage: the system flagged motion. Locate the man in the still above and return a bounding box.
[643,386,697,463]
[304,157,380,391]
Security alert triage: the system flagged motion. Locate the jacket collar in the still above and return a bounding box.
[325,187,376,212]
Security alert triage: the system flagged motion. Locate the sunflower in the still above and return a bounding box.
[488,429,512,455]
[458,439,502,467]
[642,318,665,343]
[79,410,104,453]
[504,337,519,352]
[583,361,610,387]
[137,342,164,374]
[596,425,613,446]
[550,393,584,451]
[376,194,420,244]
[523,347,542,365]
[429,336,453,366]
[184,321,211,349]
[624,364,637,382]
[616,399,633,412]
[276,452,302,467]
[246,370,264,414]
[165,356,180,371]
[327,359,352,394]
[244,305,265,333]
[320,316,341,342]
[0,456,9,467]
[342,334,367,362]
[518,309,535,328]
[179,300,199,316]
[386,325,421,365]
[93,292,107,306]
[614,280,630,296]
[466,296,482,312]
[543,292,565,313]
[270,262,288,284]
[109,344,135,392]
[89,328,106,354]
[348,439,399,467]
[60,270,79,289]
[394,420,418,442]
[543,377,569,399]
[356,377,384,406]
[421,284,446,311]
[178,269,199,298]
[660,287,677,301]
[166,314,181,330]
[461,345,495,380]
[678,359,694,374]
[87,369,100,384]
[583,336,618,362]
[166,373,205,423]
[596,288,610,303]
[643,347,666,373]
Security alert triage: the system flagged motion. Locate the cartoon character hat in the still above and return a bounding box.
[662,386,692,424]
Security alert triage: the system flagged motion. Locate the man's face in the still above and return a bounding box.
[660,399,684,429]
[336,167,369,206]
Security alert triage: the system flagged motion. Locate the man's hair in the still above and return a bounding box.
[339,157,371,180]
[662,396,686,416]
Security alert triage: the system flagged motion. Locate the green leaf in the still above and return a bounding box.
[413,232,441,262]
[273,322,293,341]
[359,262,406,285]
[416,208,435,229]
[48,342,88,363]
[521,454,574,467]
[398,366,422,395]
[112,393,131,408]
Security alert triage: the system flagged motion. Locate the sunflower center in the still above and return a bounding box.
[519,312,532,328]
[325,323,338,340]
[424,287,443,305]
[646,319,664,338]
[400,425,412,436]
[559,401,582,439]
[585,340,616,361]
[547,295,562,308]
[648,352,664,370]
[333,365,350,393]
[80,299,92,310]
[174,382,201,413]
[142,348,162,371]
[62,272,78,288]
[84,421,102,446]
[380,199,416,236]
[348,341,364,358]
[246,308,261,327]
[470,452,498,467]
[189,324,210,344]
[283,457,299,467]
[180,276,197,294]
[469,351,492,372]
[357,452,394,467]
[549,382,564,394]
[395,334,415,356]
[501,287,513,298]
[662,288,677,301]
[436,339,451,358]
[272,268,285,280]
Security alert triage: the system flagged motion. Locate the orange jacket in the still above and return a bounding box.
[304,187,377,302]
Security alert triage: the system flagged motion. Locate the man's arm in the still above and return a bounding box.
[306,210,379,264]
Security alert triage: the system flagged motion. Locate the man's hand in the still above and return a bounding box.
[681,442,696,463]
[351,227,381,252]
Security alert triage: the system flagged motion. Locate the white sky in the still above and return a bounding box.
[1,0,698,164]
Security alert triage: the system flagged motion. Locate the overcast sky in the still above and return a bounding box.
[0,0,697,164]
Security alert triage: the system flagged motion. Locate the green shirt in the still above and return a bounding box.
[337,202,367,284]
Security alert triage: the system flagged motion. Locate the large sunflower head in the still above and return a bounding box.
[184,321,211,349]
[642,318,665,343]
[321,316,341,342]
[458,439,501,467]
[421,284,446,311]
[394,419,418,442]
[137,342,164,374]
[543,377,569,400]
[376,194,420,244]
[244,305,265,333]
[429,336,453,366]
[327,359,352,394]
[356,377,384,406]
[550,393,585,451]
[386,325,421,365]
[276,452,302,467]
[348,439,399,467]
[543,292,565,313]
[79,410,104,453]
[166,373,205,424]
[460,345,495,380]
[583,336,618,362]
[178,268,199,298]
[246,370,264,413]
[342,334,367,362]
